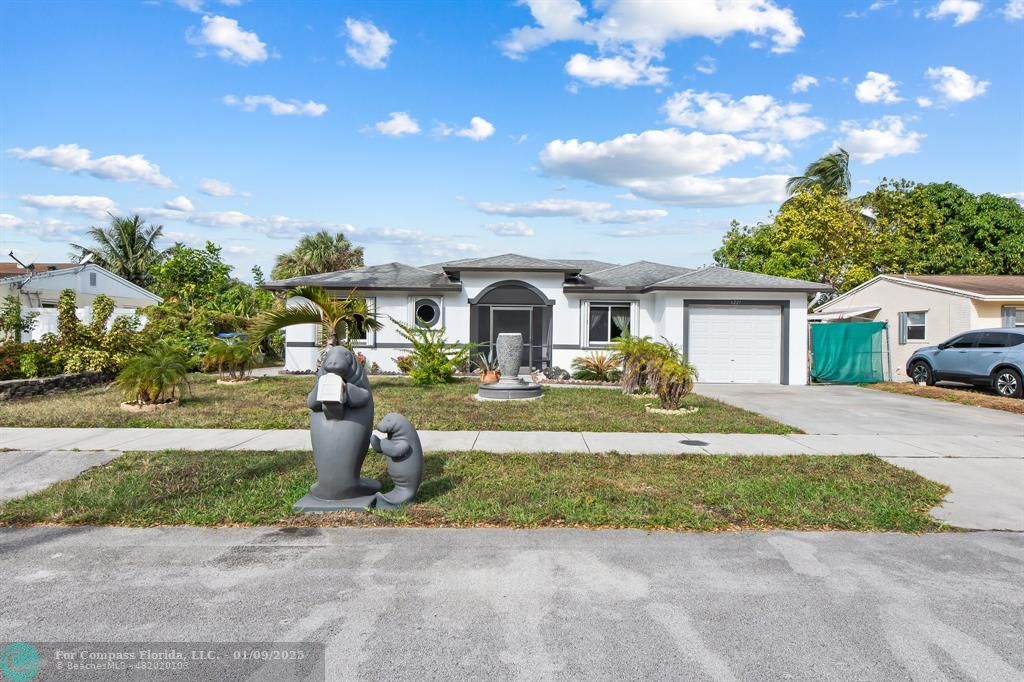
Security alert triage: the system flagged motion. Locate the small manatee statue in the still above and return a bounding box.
[370,412,424,510]
[295,346,380,511]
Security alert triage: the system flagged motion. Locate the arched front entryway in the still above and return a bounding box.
[469,281,553,371]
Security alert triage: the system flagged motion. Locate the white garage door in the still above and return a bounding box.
[688,305,782,384]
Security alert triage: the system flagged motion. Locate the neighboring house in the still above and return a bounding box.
[0,262,76,278]
[265,254,831,385]
[811,274,1024,381]
[0,263,162,341]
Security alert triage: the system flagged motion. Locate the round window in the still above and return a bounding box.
[415,299,440,328]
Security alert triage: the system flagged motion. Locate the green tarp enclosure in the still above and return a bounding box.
[810,321,888,384]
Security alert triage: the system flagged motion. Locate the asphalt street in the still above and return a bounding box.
[1,527,1021,681]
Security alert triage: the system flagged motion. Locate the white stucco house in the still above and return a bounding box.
[266,254,831,385]
[0,263,162,341]
[811,274,1024,380]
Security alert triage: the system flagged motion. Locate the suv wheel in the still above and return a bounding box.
[910,361,934,386]
[993,368,1023,399]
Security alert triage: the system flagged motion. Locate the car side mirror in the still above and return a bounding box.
[937,343,947,350]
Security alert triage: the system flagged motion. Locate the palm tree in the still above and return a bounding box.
[248,285,381,352]
[786,148,852,197]
[70,214,164,287]
[271,230,365,280]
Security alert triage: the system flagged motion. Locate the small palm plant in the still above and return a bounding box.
[653,355,698,410]
[203,340,258,381]
[117,347,191,405]
[570,352,621,382]
[248,285,382,361]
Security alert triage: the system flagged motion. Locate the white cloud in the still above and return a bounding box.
[618,175,789,207]
[186,15,268,64]
[663,90,826,141]
[374,112,420,137]
[176,0,246,11]
[484,221,535,237]
[791,74,818,92]
[474,198,668,224]
[0,213,24,229]
[500,0,804,58]
[916,96,934,107]
[343,18,395,69]
[854,71,902,103]
[925,65,990,102]
[565,53,669,87]
[1005,0,1024,19]
[163,195,195,212]
[20,194,118,219]
[223,94,327,117]
[838,116,925,164]
[1002,191,1024,203]
[928,0,983,25]
[438,116,496,141]
[197,178,249,197]
[695,56,717,75]
[7,143,172,187]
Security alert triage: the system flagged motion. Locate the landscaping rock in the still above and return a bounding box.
[0,372,112,402]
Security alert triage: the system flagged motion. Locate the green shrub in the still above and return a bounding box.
[202,340,258,380]
[570,352,621,382]
[0,295,37,343]
[653,356,698,410]
[391,319,474,386]
[394,355,414,374]
[117,347,191,404]
[49,290,144,374]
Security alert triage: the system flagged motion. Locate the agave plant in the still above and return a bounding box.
[117,346,191,405]
[247,285,382,359]
[570,352,621,382]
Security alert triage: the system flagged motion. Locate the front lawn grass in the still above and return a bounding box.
[0,449,949,532]
[864,382,1024,416]
[0,374,796,433]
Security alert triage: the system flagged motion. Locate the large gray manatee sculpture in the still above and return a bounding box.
[292,346,382,512]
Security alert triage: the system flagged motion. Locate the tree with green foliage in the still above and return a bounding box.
[271,229,364,280]
[0,296,37,343]
[787,148,852,197]
[151,242,233,307]
[70,214,164,287]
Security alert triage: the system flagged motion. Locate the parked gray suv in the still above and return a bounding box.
[907,328,1024,398]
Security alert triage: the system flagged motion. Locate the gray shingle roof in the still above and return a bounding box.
[567,261,694,290]
[264,254,831,293]
[437,253,583,272]
[655,267,833,292]
[265,262,459,291]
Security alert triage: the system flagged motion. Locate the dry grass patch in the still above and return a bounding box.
[0,449,949,532]
[0,374,796,433]
[865,382,1024,415]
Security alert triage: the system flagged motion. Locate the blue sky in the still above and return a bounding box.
[2,0,1022,280]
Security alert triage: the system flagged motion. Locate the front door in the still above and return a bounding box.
[491,307,532,371]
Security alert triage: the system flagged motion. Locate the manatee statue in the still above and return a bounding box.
[370,412,424,510]
[294,346,380,512]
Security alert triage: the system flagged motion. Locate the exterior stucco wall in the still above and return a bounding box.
[815,279,978,381]
[281,275,812,382]
[972,300,1022,327]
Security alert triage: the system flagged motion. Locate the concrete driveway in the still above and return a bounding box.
[1,527,1021,681]
[695,383,1024,436]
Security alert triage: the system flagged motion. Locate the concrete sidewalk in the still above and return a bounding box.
[1,426,1020,457]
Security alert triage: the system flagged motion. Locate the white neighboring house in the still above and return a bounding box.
[811,274,1024,380]
[265,254,831,385]
[0,263,162,341]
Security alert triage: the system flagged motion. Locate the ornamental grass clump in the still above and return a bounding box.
[117,346,191,405]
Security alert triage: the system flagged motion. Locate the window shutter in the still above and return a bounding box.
[898,312,908,345]
[1003,306,1018,329]
[581,301,590,349]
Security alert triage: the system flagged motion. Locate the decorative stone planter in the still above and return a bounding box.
[120,399,180,413]
[476,333,542,400]
[479,371,500,385]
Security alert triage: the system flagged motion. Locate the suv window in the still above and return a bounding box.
[977,332,1009,349]
[1004,332,1024,348]
[948,333,978,349]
